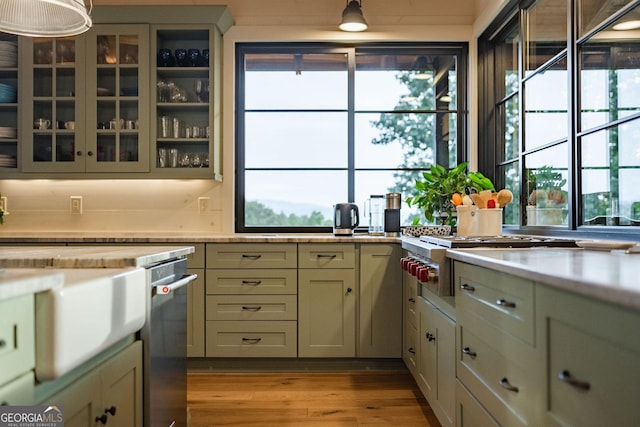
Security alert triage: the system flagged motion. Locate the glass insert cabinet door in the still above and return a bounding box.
[21,36,86,173]
[85,24,150,173]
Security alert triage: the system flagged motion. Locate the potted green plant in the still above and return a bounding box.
[406,162,495,228]
[526,166,568,225]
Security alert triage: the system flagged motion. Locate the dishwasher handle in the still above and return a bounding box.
[154,274,198,295]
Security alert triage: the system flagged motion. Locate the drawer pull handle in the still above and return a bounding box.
[496,298,516,308]
[0,339,6,349]
[462,347,477,358]
[408,347,415,354]
[242,306,262,311]
[241,280,262,286]
[425,332,435,342]
[242,337,262,344]
[104,406,116,416]
[558,370,591,391]
[317,254,337,259]
[499,377,519,393]
[408,298,415,303]
[95,414,108,424]
[460,284,475,292]
[242,254,262,260]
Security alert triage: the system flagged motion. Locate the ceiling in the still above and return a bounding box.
[93,0,490,27]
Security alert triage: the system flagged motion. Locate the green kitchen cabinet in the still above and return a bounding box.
[186,244,205,357]
[0,33,19,172]
[358,244,402,358]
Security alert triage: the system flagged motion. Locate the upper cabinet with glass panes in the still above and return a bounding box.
[8,6,233,179]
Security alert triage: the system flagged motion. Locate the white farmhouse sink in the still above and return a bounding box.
[34,267,146,381]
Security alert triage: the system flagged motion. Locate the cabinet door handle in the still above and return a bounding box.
[558,370,591,391]
[462,346,477,358]
[87,151,94,156]
[242,254,262,260]
[408,347,415,354]
[104,406,116,416]
[499,377,519,393]
[95,414,108,424]
[425,332,435,342]
[241,280,262,286]
[242,337,262,344]
[241,306,262,311]
[496,298,516,308]
[460,283,475,292]
[408,298,415,303]
[346,287,353,294]
[76,150,83,156]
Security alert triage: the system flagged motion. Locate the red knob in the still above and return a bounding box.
[400,258,410,270]
[418,267,429,282]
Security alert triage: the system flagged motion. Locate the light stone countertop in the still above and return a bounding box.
[447,247,640,311]
[0,245,195,268]
[0,231,401,244]
[0,268,64,300]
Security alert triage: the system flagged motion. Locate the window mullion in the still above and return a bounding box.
[347,48,356,203]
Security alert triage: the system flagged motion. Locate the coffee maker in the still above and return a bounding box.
[384,193,401,236]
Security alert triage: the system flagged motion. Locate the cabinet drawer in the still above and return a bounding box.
[0,294,35,386]
[298,243,355,269]
[206,321,297,357]
[456,380,499,427]
[0,371,34,406]
[405,274,418,329]
[206,243,297,269]
[206,269,297,295]
[457,325,534,427]
[455,261,534,345]
[206,295,297,321]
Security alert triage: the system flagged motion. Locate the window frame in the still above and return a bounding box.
[235,42,469,233]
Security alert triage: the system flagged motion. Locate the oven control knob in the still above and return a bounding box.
[417,267,429,282]
[401,257,411,270]
[410,262,421,276]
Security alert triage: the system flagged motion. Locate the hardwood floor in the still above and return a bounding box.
[187,370,442,426]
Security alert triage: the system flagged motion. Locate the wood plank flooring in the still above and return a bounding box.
[187,371,442,426]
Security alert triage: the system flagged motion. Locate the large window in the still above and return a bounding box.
[479,0,640,238]
[235,43,468,233]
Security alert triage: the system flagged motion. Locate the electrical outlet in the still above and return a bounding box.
[70,196,83,214]
[198,197,210,214]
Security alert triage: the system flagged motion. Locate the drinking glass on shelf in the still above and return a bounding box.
[194,79,209,102]
[179,153,191,168]
[190,153,202,168]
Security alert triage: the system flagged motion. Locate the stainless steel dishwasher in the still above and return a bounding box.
[140,257,197,427]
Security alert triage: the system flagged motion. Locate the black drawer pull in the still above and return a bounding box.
[408,347,415,354]
[0,339,5,349]
[95,414,108,424]
[241,280,262,286]
[462,347,477,358]
[460,283,475,292]
[104,406,116,416]
[317,254,337,259]
[499,377,519,393]
[558,370,591,391]
[496,298,516,308]
[242,254,262,260]
[425,332,435,342]
[242,306,262,311]
[242,337,262,344]
[408,298,415,303]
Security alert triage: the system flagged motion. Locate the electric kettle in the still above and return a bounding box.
[333,203,359,236]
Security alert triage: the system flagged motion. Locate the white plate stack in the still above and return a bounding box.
[0,41,18,68]
[0,126,17,139]
[0,153,17,168]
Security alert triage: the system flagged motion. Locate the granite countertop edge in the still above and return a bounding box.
[0,232,403,244]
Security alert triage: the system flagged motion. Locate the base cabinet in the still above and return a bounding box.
[39,340,142,427]
[416,294,455,427]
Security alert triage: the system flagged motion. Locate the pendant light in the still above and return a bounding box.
[0,0,92,37]
[339,0,368,32]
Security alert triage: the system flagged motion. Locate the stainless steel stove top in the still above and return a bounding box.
[419,234,578,248]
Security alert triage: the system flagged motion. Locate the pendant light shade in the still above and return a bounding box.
[339,0,368,32]
[0,0,92,37]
